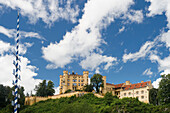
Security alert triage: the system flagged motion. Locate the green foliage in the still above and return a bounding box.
[149,88,158,105]
[157,74,170,105]
[0,84,25,112]
[104,92,113,105]
[47,81,55,96]
[91,74,103,93]
[64,89,72,93]
[0,93,168,113]
[35,80,55,97]
[83,84,94,92]
[0,84,11,109]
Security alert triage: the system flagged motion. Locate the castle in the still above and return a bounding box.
[59,71,89,94]
[59,71,153,103]
[25,70,153,105]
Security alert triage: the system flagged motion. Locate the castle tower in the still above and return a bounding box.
[83,71,89,85]
[102,76,107,94]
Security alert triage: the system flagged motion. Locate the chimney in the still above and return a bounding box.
[125,81,130,85]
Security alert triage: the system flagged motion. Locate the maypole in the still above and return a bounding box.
[12,10,21,113]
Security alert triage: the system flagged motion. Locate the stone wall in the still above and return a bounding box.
[25,91,103,105]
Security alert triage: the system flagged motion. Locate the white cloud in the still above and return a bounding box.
[0,40,42,94]
[42,0,143,71]
[54,86,60,95]
[143,68,153,75]
[0,40,12,55]
[0,25,44,39]
[150,54,170,75]
[146,0,170,28]
[152,77,162,88]
[118,26,125,34]
[80,53,117,71]
[0,0,79,25]
[122,37,159,63]
[123,10,144,23]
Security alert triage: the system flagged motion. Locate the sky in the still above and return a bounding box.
[0,0,170,94]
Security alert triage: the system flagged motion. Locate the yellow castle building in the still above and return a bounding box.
[25,70,153,105]
[59,70,89,94]
[101,76,153,103]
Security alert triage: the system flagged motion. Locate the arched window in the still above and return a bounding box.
[141,96,144,99]
[124,93,126,96]
[136,91,139,94]
[141,90,144,94]
[129,92,131,95]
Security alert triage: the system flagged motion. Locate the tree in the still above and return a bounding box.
[35,80,55,97]
[47,80,55,96]
[35,80,47,97]
[91,74,103,93]
[104,92,113,105]
[149,88,158,105]
[157,74,170,105]
[83,84,93,92]
[0,84,11,108]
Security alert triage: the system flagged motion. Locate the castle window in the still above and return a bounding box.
[73,79,77,82]
[136,91,139,94]
[78,80,80,82]
[141,90,144,94]
[81,83,84,86]
[78,83,80,86]
[73,83,77,86]
[141,96,144,99]
[68,79,70,82]
[129,92,131,95]
[81,80,84,82]
[124,93,126,96]
[68,83,70,86]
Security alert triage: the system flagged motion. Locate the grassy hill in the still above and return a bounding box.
[0,93,169,113]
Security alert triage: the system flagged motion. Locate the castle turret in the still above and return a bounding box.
[102,76,106,94]
[62,70,68,93]
[83,71,89,85]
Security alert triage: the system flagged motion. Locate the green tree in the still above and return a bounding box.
[35,80,47,97]
[83,84,93,92]
[91,74,103,93]
[47,80,55,96]
[149,88,158,105]
[0,84,11,109]
[35,80,55,97]
[104,92,113,105]
[157,74,170,105]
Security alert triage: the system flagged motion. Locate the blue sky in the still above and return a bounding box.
[0,0,170,94]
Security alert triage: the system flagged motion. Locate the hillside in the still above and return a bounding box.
[1,93,170,113]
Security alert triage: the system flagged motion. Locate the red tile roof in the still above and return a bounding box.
[106,83,124,88]
[106,81,151,90]
[124,81,151,90]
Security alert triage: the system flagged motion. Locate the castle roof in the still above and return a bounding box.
[123,81,151,90]
[106,81,151,90]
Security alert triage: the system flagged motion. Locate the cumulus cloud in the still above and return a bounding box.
[42,0,144,71]
[80,53,117,71]
[0,0,79,25]
[0,25,44,39]
[0,40,42,94]
[122,37,159,63]
[54,86,60,95]
[152,78,162,88]
[123,0,170,76]
[146,0,170,28]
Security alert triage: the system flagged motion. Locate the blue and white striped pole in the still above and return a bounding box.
[12,11,21,113]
